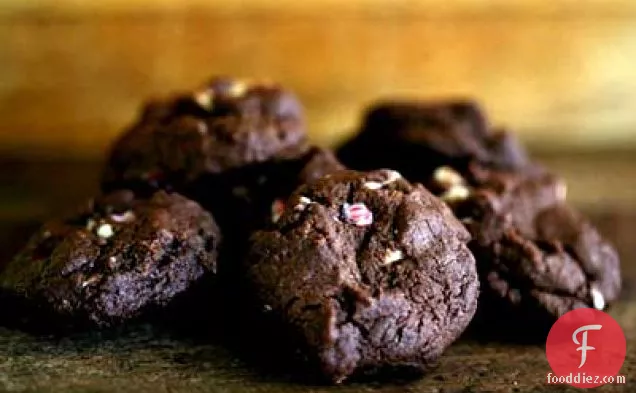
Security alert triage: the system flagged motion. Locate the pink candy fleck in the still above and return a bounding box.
[271,199,285,223]
[342,203,373,226]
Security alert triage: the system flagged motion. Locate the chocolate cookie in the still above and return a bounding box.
[0,190,221,331]
[102,76,308,194]
[244,170,478,383]
[338,100,621,337]
[337,100,533,179]
[432,164,621,336]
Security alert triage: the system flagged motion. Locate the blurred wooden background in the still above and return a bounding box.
[1,0,636,159]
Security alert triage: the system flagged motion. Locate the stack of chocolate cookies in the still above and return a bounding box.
[338,100,621,338]
[0,79,621,384]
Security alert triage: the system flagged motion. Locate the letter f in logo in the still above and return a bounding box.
[572,324,602,368]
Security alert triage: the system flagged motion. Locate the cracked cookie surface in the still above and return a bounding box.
[101,77,342,246]
[435,164,621,336]
[337,100,621,337]
[0,190,221,331]
[244,170,478,383]
[102,76,307,194]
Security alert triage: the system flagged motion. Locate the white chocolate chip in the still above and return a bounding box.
[383,249,404,265]
[110,210,135,223]
[364,170,402,191]
[227,81,247,97]
[263,304,272,312]
[383,170,402,184]
[556,180,567,201]
[441,184,470,203]
[294,196,312,211]
[363,182,384,190]
[96,223,114,239]
[591,285,605,310]
[193,89,214,111]
[433,166,465,189]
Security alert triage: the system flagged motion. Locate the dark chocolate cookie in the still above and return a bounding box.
[102,76,308,194]
[190,146,346,250]
[244,170,478,383]
[100,77,336,246]
[0,190,221,331]
[431,164,621,336]
[337,100,533,180]
[338,100,621,337]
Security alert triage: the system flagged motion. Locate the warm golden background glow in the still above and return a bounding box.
[1,0,636,158]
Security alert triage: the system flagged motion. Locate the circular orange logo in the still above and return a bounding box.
[546,308,626,388]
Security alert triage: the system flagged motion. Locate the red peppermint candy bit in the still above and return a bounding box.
[342,203,373,226]
[271,199,285,223]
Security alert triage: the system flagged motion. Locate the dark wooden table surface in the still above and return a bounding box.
[0,153,634,392]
